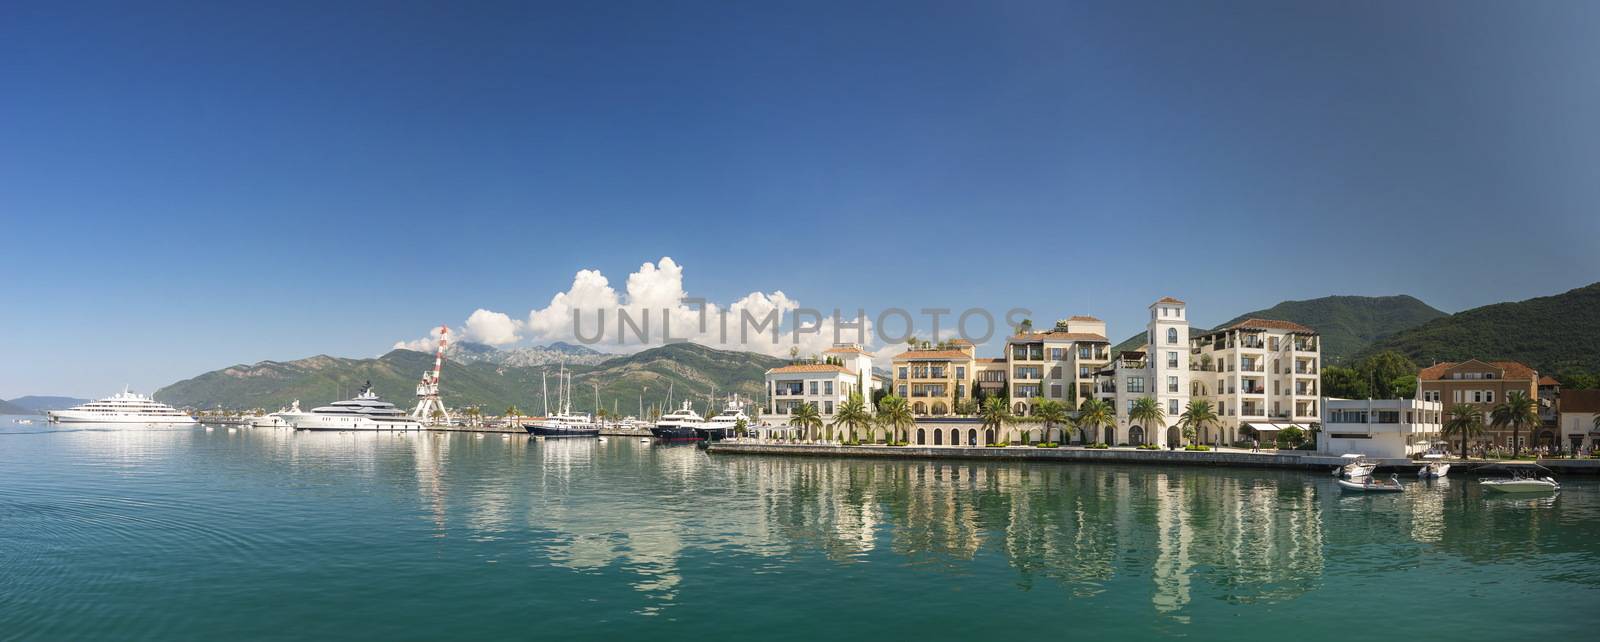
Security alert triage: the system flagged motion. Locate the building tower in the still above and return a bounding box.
[1147,297,1191,448]
[411,325,452,424]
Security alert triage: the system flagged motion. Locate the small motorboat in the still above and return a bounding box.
[598,436,608,443]
[1479,464,1560,493]
[1338,473,1405,493]
[1332,454,1377,479]
[1417,453,1451,479]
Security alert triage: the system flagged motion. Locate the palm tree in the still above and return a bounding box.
[734,417,749,438]
[504,405,521,419]
[464,405,482,427]
[1075,398,1115,445]
[1176,400,1218,448]
[788,402,823,443]
[1442,403,1485,459]
[830,392,872,443]
[1034,398,1069,444]
[980,397,1012,445]
[876,395,915,444]
[1490,391,1539,458]
[1128,397,1165,446]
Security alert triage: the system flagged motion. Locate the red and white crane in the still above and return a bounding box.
[410,325,451,424]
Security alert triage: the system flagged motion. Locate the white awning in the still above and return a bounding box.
[1245,422,1305,433]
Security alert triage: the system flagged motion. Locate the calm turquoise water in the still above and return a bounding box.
[3,417,1598,641]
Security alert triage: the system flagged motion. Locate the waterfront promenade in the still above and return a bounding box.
[707,440,1600,475]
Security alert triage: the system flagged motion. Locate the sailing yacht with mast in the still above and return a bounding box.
[523,365,600,438]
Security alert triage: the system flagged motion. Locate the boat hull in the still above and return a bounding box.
[1337,478,1403,493]
[283,414,423,431]
[523,423,599,438]
[1480,479,1559,493]
[651,425,702,441]
[47,411,197,425]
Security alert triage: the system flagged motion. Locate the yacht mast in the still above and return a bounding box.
[541,369,549,417]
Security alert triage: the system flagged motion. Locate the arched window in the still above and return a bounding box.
[1167,328,1178,344]
[913,402,926,415]
[931,402,948,416]
[917,428,926,445]
[1013,402,1026,415]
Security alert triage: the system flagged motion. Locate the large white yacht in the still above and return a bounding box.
[48,389,198,425]
[699,395,751,441]
[280,382,423,431]
[651,400,707,441]
[249,401,301,428]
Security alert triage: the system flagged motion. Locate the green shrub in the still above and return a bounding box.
[1136,443,1160,450]
[1086,442,1109,449]
[1034,442,1060,448]
[1184,444,1212,452]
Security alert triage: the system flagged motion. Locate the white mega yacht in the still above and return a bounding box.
[651,400,708,440]
[280,382,423,431]
[699,395,751,440]
[249,401,301,428]
[47,389,198,425]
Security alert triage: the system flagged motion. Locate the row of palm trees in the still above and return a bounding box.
[781,393,1229,447]
[1441,390,1543,458]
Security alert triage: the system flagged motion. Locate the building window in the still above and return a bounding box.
[824,381,833,395]
[825,401,834,415]
[1168,399,1179,415]
[1079,366,1091,378]
[898,385,907,397]
[1485,390,1495,404]
[1050,348,1065,360]
[955,366,965,379]
[1078,346,1091,359]
[1168,376,1178,393]
[898,367,907,380]
[1050,366,1063,379]
[1167,351,1178,368]
[1050,384,1063,398]
[1127,377,1145,393]
[1167,328,1178,344]
[809,381,818,395]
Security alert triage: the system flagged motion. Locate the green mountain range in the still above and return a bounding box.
[1111,295,1447,364]
[1357,282,1600,376]
[156,342,787,417]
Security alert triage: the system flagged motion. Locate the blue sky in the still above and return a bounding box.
[3,0,1598,397]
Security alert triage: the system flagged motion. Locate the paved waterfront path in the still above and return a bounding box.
[708,441,1600,474]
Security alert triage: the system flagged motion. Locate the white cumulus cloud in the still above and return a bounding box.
[392,257,881,361]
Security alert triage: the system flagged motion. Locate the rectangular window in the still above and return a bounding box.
[1167,351,1178,368]
[1079,346,1091,358]
[824,381,833,395]
[1454,390,1462,403]
[898,385,907,397]
[1050,384,1063,398]
[1050,348,1065,361]
[1168,376,1178,393]
[1079,366,1091,377]
[1050,366,1063,379]
[1127,377,1145,393]
[825,401,834,415]
[955,366,965,379]
[898,367,907,379]
[1472,391,1482,403]
[809,381,818,395]
[1168,399,1179,415]
[1485,390,1495,404]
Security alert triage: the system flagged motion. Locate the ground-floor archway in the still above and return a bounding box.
[1537,430,1557,449]
[1167,426,1181,447]
[949,428,959,446]
[1104,426,1116,446]
[1129,425,1145,446]
[967,428,977,446]
[985,428,995,444]
[917,428,926,445]
[933,429,942,445]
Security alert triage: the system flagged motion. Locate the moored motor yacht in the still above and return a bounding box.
[698,395,750,442]
[47,388,198,425]
[1332,453,1377,479]
[1417,453,1451,479]
[651,400,706,441]
[1479,464,1560,493]
[280,382,423,431]
[250,401,300,428]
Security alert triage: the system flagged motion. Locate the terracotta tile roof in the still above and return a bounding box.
[893,349,973,361]
[1155,296,1185,305]
[1417,360,1537,381]
[823,345,867,354]
[1539,376,1561,386]
[1561,389,1600,413]
[766,364,855,375]
[1217,318,1318,335]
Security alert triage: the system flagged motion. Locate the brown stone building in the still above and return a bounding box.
[1418,360,1541,449]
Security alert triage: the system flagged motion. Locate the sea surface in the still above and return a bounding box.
[2,416,1597,641]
